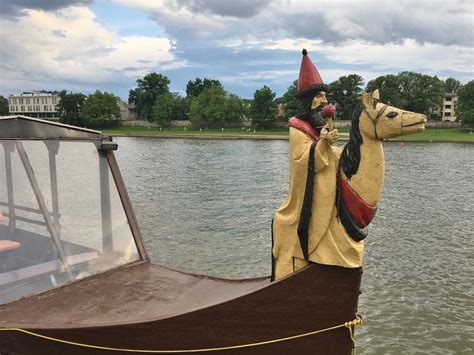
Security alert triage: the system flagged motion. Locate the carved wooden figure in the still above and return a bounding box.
[272,89,427,280]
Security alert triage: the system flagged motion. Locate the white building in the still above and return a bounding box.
[8,91,60,119]
[440,93,458,122]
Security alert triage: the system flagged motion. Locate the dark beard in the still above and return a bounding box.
[297,106,326,133]
[309,110,327,133]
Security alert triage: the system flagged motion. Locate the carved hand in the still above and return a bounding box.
[320,128,339,145]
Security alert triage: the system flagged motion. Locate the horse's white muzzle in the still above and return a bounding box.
[401,114,427,135]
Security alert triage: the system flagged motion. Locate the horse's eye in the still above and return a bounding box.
[387,111,398,119]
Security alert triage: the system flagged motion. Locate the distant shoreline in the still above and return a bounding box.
[103,127,474,143]
[107,133,293,141]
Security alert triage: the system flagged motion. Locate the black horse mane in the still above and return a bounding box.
[340,103,363,179]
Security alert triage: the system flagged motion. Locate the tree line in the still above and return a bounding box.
[124,72,474,129]
[1,73,473,129]
[126,72,474,129]
[127,74,277,129]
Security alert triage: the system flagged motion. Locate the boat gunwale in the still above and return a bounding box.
[0,261,340,329]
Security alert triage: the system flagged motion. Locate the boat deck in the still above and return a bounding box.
[0,262,269,328]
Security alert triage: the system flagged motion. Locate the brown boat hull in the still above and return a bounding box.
[0,263,362,354]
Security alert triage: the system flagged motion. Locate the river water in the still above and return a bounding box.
[114,137,473,354]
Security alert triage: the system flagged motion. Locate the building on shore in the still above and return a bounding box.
[117,100,136,121]
[8,91,60,119]
[440,93,458,122]
[430,93,458,122]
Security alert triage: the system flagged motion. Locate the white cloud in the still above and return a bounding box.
[325,39,473,74]
[1,7,116,82]
[264,38,323,51]
[221,69,297,84]
[114,0,228,35]
[113,0,272,19]
[115,0,473,46]
[263,38,474,84]
[0,6,184,93]
[96,36,186,76]
[1,0,472,99]
[276,0,473,46]
[111,0,166,11]
[112,0,473,84]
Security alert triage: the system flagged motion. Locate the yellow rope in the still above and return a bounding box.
[345,317,362,355]
[0,317,362,353]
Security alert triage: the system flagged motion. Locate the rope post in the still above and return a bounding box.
[345,315,363,355]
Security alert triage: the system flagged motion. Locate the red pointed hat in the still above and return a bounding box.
[297,48,327,98]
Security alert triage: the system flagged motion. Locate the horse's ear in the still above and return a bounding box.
[372,89,380,100]
[362,91,372,108]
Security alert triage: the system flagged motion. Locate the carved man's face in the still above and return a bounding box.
[311,91,328,110]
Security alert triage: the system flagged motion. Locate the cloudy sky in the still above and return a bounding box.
[0,0,472,100]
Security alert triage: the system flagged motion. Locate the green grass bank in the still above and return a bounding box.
[102,127,474,143]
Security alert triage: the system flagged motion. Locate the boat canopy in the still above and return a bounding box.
[0,115,106,140]
[0,116,148,305]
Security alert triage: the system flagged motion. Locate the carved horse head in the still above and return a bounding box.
[359,89,427,141]
[340,90,427,180]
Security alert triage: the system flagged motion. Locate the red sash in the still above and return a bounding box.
[339,178,377,228]
[288,117,320,141]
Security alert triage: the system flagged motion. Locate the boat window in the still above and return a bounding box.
[0,140,140,305]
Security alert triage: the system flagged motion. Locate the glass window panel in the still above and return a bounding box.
[0,140,141,305]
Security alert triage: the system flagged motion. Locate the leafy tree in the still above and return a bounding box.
[328,74,364,120]
[222,94,246,125]
[171,93,189,121]
[186,78,223,98]
[398,72,444,115]
[82,90,120,127]
[189,84,227,128]
[152,92,174,127]
[279,80,298,119]
[188,84,245,128]
[458,109,474,128]
[152,92,187,127]
[444,77,461,93]
[366,74,405,107]
[250,85,276,129]
[56,90,86,126]
[129,73,171,121]
[367,72,444,116]
[457,80,474,128]
[0,95,9,115]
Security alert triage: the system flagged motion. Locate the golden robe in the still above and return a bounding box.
[272,122,364,280]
